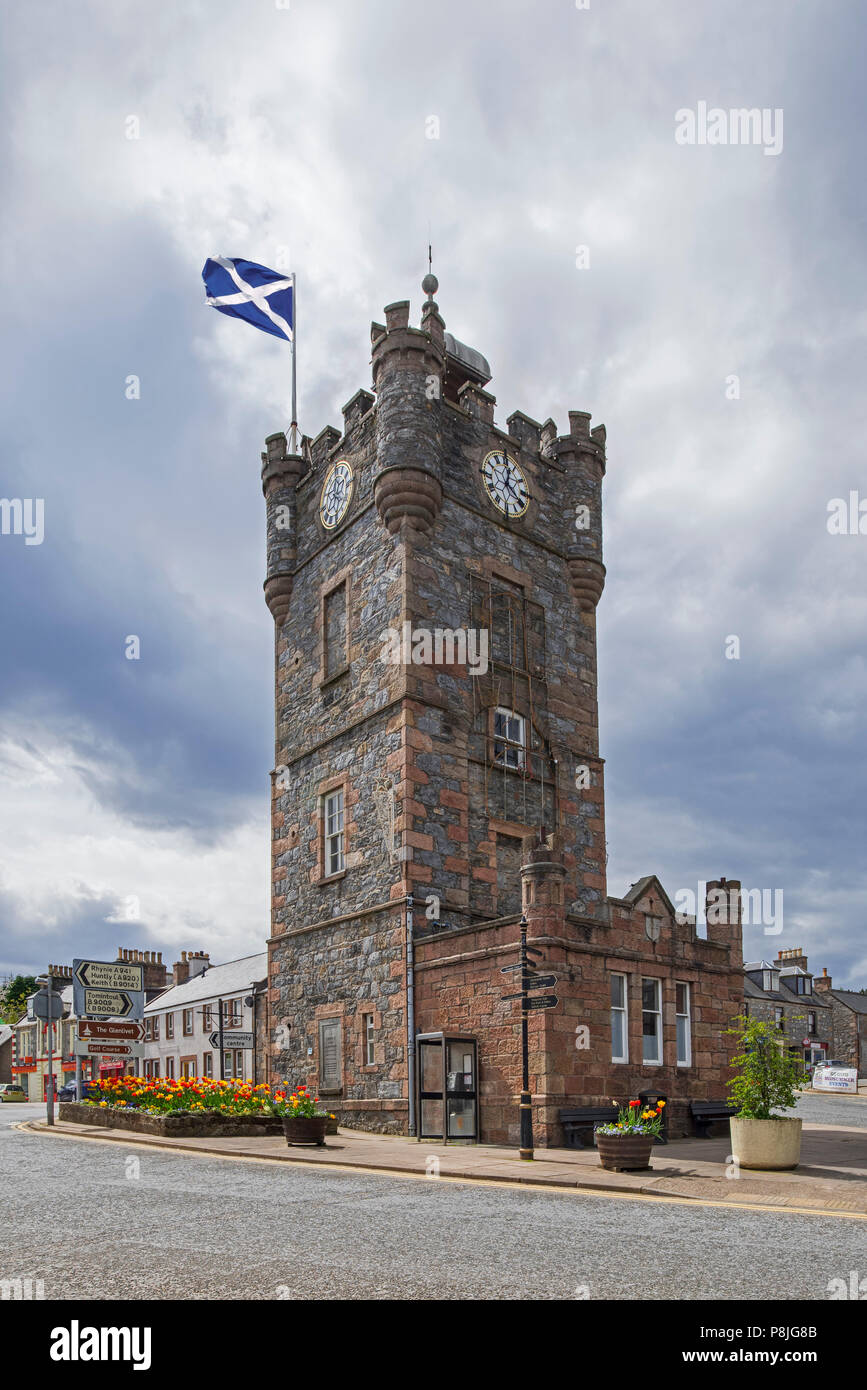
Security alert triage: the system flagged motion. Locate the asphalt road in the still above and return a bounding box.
[0,1103,864,1301]
[794,1089,867,1127]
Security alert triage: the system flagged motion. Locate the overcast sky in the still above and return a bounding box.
[1,0,865,986]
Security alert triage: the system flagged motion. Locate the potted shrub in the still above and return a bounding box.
[727,1015,808,1170]
[594,1099,665,1172]
[267,1085,328,1146]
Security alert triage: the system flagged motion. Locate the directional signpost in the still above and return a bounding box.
[77,1020,145,1043]
[74,1040,144,1059]
[208,1031,253,1051]
[72,959,146,1099]
[501,917,559,1162]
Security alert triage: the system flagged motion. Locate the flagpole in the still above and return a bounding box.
[289,271,298,454]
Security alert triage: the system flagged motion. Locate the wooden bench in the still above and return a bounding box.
[559,1105,618,1148]
[690,1100,737,1138]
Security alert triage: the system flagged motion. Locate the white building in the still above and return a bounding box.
[143,952,267,1083]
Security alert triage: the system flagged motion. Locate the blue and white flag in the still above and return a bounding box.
[202,256,294,342]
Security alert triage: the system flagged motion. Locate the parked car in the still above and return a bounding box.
[0,1083,27,1102]
[57,1080,100,1102]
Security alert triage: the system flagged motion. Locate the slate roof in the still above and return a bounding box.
[143,953,267,1013]
[828,989,867,1015]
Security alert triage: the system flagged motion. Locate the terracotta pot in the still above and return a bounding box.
[595,1131,654,1172]
[324,1114,339,1135]
[729,1116,802,1170]
[282,1115,327,1146]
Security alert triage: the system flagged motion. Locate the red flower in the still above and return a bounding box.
[629,1100,640,1107]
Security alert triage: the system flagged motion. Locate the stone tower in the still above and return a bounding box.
[261,274,614,1140]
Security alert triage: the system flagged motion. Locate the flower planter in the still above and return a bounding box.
[324,1114,339,1136]
[595,1131,654,1172]
[282,1115,327,1146]
[729,1116,802,1170]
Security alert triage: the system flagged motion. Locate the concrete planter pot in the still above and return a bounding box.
[595,1132,654,1172]
[729,1115,802,1170]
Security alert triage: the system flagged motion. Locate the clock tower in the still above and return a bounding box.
[261,275,742,1146]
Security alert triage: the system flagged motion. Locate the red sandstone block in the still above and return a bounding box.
[438,788,468,810]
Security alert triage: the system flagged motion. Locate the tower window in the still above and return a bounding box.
[364,1013,375,1066]
[493,708,525,770]
[323,789,345,876]
[323,580,348,679]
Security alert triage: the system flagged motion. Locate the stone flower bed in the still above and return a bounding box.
[59,1101,284,1138]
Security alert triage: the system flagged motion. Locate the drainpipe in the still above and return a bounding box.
[406,894,416,1137]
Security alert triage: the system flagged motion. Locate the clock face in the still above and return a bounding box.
[319,460,353,530]
[482,450,530,518]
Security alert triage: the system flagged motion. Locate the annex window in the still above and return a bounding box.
[165,1013,174,1040]
[610,973,628,1063]
[675,982,692,1067]
[364,1014,375,1066]
[182,1008,194,1036]
[493,708,525,770]
[323,790,345,876]
[641,978,662,1064]
[319,1018,342,1091]
[324,580,348,679]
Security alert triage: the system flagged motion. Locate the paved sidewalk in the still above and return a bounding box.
[25,1118,867,1216]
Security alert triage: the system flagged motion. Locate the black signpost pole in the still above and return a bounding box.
[518,917,533,1161]
[218,997,225,1080]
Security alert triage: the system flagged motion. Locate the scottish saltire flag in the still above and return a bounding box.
[202,257,294,342]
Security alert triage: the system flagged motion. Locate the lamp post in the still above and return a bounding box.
[518,917,533,1161]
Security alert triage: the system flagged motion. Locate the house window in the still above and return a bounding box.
[324,580,348,678]
[180,1057,196,1079]
[364,1014,375,1066]
[202,1005,212,1030]
[775,1007,785,1030]
[675,982,692,1067]
[224,999,241,1029]
[183,1009,194,1036]
[165,1013,174,1040]
[319,1018,342,1091]
[152,1016,160,1041]
[203,1052,213,1078]
[323,790,345,876]
[165,1057,175,1079]
[794,976,812,995]
[152,1060,160,1079]
[641,979,662,1064]
[221,1050,245,1080]
[808,1012,817,1034]
[610,974,628,1062]
[493,708,525,770]
[144,1017,153,1041]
